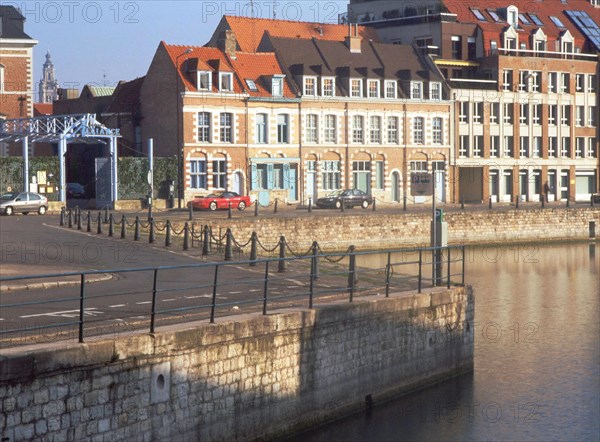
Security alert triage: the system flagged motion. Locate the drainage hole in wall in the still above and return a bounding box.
[157,374,165,390]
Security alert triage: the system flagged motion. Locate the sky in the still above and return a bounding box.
[7,0,350,94]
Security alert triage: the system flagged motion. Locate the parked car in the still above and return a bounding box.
[67,182,86,199]
[187,191,252,211]
[316,189,373,209]
[0,191,48,215]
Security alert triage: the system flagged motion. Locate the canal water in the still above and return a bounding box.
[291,242,600,442]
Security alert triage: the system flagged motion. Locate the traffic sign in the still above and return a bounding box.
[411,172,433,196]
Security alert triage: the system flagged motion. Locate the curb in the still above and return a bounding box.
[0,273,113,293]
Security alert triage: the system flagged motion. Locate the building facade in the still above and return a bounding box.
[38,51,59,103]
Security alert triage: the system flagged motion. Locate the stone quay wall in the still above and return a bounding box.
[178,207,600,251]
[0,286,473,442]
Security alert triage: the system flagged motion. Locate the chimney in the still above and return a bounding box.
[218,30,237,59]
[345,34,362,53]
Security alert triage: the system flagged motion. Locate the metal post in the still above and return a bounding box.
[183,222,190,250]
[224,229,233,261]
[516,196,519,209]
[148,205,153,224]
[150,269,158,333]
[372,198,376,211]
[97,212,102,234]
[121,215,126,239]
[108,214,114,237]
[250,232,258,267]
[189,203,193,221]
[68,209,73,228]
[566,192,570,207]
[87,211,91,232]
[263,261,270,315]
[461,195,465,210]
[278,236,286,272]
[418,249,422,294]
[340,199,345,212]
[403,194,407,211]
[22,136,29,192]
[104,206,109,223]
[385,252,391,298]
[488,196,492,210]
[308,198,312,213]
[210,264,219,323]
[77,209,82,230]
[254,201,259,217]
[447,247,451,289]
[202,225,210,256]
[165,220,172,247]
[461,246,465,287]
[591,195,595,208]
[78,274,85,343]
[60,207,65,226]
[311,241,319,281]
[274,198,278,214]
[541,196,545,208]
[134,216,140,241]
[149,219,155,243]
[348,245,356,302]
[228,202,232,219]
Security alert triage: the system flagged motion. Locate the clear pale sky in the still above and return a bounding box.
[12,0,349,94]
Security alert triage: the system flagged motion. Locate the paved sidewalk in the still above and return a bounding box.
[0,264,112,292]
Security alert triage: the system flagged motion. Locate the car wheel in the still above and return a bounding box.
[238,201,246,211]
[23,212,29,215]
[38,206,47,215]
[361,200,369,209]
[335,200,342,209]
[209,201,218,211]
[4,206,14,216]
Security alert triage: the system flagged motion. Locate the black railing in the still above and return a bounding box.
[0,246,465,347]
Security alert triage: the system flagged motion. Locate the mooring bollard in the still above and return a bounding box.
[566,192,570,207]
[97,212,103,234]
[68,209,73,228]
[121,215,126,239]
[541,197,545,208]
[308,198,312,213]
[202,225,210,255]
[77,210,82,230]
[311,241,319,281]
[274,198,278,214]
[224,229,233,261]
[59,207,65,226]
[249,232,258,267]
[108,214,114,237]
[149,219,155,243]
[87,211,91,232]
[165,220,172,247]
[278,235,286,273]
[461,195,465,210]
[189,203,193,221]
[183,222,190,251]
[134,216,140,241]
[403,195,407,211]
[372,198,376,211]
[488,196,493,210]
[228,202,232,219]
[591,195,595,208]
[348,245,356,302]
[254,201,259,217]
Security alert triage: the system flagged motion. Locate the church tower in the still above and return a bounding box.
[39,51,59,103]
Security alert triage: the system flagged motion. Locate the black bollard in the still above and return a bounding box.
[488,196,492,210]
[97,212,103,234]
[202,225,210,256]
[311,241,319,281]
[403,195,407,211]
[148,205,153,223]
[60,207,65,226]
[87,211,91,232]
[224,229,233,261]
[249,232,258,267]
[274,198,278,214]
[461,195,465,210]
[592,195,595,208]
[68,209,73,228]
[183,222,190,251]
[77,210,82,230]
[228,202,232,219]
[340,199,345,212]
[541,196,545,209]
[149,219,155,244]
[108,214,114,237]
[121,215,126,239]
[189,203,193,221]
[372,198,376,211]
[134,216,140,241]
[278,236,286,273]
[348,245,356,301]
[254,201,259,217]
[165,220,172,247]
[308,198,312,213]
[566,195,570,207]
[104,206,109,224]
[516,196,519,210]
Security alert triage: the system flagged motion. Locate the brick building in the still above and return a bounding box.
[346,0,600,202]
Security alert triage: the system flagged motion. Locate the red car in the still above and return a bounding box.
[187,191,252,211]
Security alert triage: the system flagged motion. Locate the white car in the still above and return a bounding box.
[0,191,48,215]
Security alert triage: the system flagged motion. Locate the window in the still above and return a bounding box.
[576,74,585,92]
[321,161,340,190]
[530,104,540,125]
[561,105,571,125]
[245,79,258,92]
[488,9,501,23]
[507,7,518,27]
[549,16,565,28]
[576,106,585,126]
[519,103,529,125]
[490,103,499,124]
[588,75,597,93]
[387,116,398,144]
[375,161,384,190]
[432,117,443,144]
[413,117,424,144]
[471,8,487,21]
[560,73,569,93]
[459,135,469,157]
[548,72,558,93]
[589,107,597,127]
[190,159,207,189]
[219,72,233,92]
[459,102,469,123]
[410,81,423,99]
[473,136,483,157]
[588,138,597,158]
[353,161,371,191]
[304,77,317,96]
[198,71,212,91]
[531,72,541,92]
[518,13,531,26]
[503,70,513,91]
[518,71,528,91]
[370,116,382,143]
[277,114,289,143]
[306,114,318,143]
[490,40,498,54]
[503,136,514,157]
[534,39,546,52]
[548,136,557,158]
[220,113,233,143]
[451,36,462,59]
[549,105,557,125]
[561,137,570,157]
[256,113,268,143]
[575,137,585,158]
[490,136,500,158]
[529,13,543,26]
[198,112,211,142]
[410,161,427,172]
[212,158,227,189]
[385,80,397,99]
[368,80,380,98]
[272,76,284,97]
[473,102,483,123]
[430,82,442,100]
[352,115,364,143]
[503,103,513,124]
[350,79,362,97]
[520,136,529,157]
[468,37,476,60]
[322,77,335,97]
[324,115,336,143]
[505,37,517,53]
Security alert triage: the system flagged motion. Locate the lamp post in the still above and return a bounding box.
[175,48,193,209]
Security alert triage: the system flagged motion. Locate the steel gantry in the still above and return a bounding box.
[0,114,120,205]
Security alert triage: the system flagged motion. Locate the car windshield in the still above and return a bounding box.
[0,192,17,200]
[206,192,224,198]
[327,190,344,197]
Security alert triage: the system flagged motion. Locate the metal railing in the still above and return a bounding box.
[0,246,465,347]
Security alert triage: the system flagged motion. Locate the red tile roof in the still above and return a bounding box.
[222,15,380,52]
[229,52,294,98]
[446,0,600,52]
[33,103,53,116]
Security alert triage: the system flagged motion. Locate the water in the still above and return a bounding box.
[291,242,600,442]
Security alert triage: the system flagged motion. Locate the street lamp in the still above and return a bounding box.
[176,48,193,209]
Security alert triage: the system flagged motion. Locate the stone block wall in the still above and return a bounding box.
[0,286,473,441]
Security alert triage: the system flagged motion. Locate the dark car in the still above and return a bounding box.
[67,183,86,199]
[316,189,373,209]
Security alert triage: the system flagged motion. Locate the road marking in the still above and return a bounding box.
[0,318,4,321]
[285,278,304,286]
[109,304,126,308]
[249,289,261,292]
[230,291,242,294]
[21,308,102,319]
[136,301,152,305]
[162,299,177,302]
[185,295,212,299]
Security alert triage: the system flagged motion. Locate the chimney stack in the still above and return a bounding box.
[345,24,362,53]
[218,30,237,59]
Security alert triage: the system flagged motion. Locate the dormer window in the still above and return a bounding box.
[367,79,380,98]
[245,79,258,92]
[322,77,335,97]
[350,78,362,98]
[219,72,233,92]
[430,82,442,100]
[384,80,397,99]
[507,5,519,28]
[304,76,317,96]
[410,81,423,99]
[271,75,285,97]
[198,71,212,91]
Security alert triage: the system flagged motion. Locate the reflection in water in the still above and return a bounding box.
[290,243,600,442]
